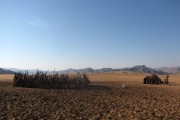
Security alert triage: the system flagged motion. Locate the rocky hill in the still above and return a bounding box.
[156,67,180,74]
[0,68,15,74]
[120,65,168,75]
[58,68,115,74]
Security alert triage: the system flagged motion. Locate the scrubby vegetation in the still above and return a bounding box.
[13,71,90,89]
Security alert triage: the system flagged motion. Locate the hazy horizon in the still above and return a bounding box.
[2,64,180,72]
[1,0,180,70]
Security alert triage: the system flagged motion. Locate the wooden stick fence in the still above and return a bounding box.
[13,71,90,89]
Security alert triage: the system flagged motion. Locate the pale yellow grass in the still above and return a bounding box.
[0,74,14,81]
[89,73,148,83]
[89,72,180,84]
[88,73,180,92]
[1,73,180,84]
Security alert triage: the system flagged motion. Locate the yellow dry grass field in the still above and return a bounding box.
[0,74,14,81]
[0,73,180,119]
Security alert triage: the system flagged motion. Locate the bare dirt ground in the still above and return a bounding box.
[0,73,180,119]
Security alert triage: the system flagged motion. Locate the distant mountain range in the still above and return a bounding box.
[57,68,115,74]
[155,67,180,74]
[2,65,180,75]
[57,65,169,75]
[120,65,168,75]
[0,68,15,74]
[3,68,41,74]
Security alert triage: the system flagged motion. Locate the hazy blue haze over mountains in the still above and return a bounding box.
[2,65,179,75]
[0,68,15,74]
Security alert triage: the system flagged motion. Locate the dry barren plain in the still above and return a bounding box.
[0,73,180,120]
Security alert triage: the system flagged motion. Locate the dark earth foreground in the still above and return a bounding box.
[0,81,180,120]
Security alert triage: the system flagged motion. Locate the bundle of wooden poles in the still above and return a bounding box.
[13,71,90,89]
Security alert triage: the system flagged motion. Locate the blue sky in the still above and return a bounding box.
[0,0,180,70]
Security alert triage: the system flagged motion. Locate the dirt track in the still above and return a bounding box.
[0,79,180,120]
